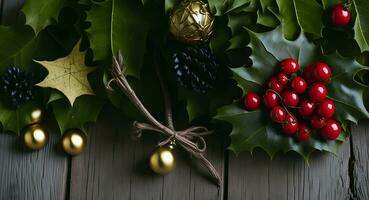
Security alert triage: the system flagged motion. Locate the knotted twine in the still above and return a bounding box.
[106,52,222,187]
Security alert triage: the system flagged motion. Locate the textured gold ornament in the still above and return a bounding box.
[169,0,215,44]
[149,143,176,175]
[23,124,49,150]
[61,129,87,155]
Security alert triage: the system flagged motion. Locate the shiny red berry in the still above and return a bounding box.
[270,106,286,123]
[276,73,289,86]
[303,64,315,84]
[321,119,342,140]
[280,58,299,74]
[313,62,331,83]
[243,92,260,111]
[291,76,307,94]
[297,124,311,142]
[263,91,279,108]
[310,114,326,129]
[309,83,327,102]
[318,99,335,118]
[331,4,351,27]
[282,114,298,135]
[298,99,315,117]
[282,91,299,107]
[268,77,284,93]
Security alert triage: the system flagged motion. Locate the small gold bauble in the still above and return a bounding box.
[23,124,49,150]
[27,107,43,124]
[61,129,87,156]
[169,0,215,44]
[149,143,176,175]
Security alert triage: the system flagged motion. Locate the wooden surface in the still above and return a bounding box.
[0,1,369,199]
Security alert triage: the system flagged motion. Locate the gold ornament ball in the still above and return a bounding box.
[23,124,49,150]
[62,129,87,156]
[169,0,215,44]
[25,107,43,124]
[149,144,176,175]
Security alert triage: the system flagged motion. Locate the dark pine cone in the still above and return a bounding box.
[171,44,219,93]
[0,67,35,108]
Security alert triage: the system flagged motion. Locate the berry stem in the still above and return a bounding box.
[266,89,294,119]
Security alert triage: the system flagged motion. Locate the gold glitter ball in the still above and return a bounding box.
[169,0,215,44]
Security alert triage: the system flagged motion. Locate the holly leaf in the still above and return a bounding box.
[51,96,105,134]
[0,100,42,135]
[21,0,65,34]
[35,40,96,105]
[85,0,112,61]
[276,0,323,40]
[215,27,369,159]
[0,25,34,68]
[111,0,163,78]
[352,0,369,53]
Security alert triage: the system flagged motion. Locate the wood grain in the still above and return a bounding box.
[227,142,351,200]
[351,121,369,200]
[69,108,225,200]
[1,0,23,25]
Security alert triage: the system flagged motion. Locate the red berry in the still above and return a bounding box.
[309,83,327,102]
[297,124,311,142]
[331,4,351,27]
[270,106,286,123]
[290,76,307,94]
[243,92,260,111]
[268,77,284,93]
[276,73,289,86]
[303,64,315,84]
[313,62,331,83]
[318,99,335,118]
[298,99,315,117]
[280,58,299,74]
[282,91,299,107]
[310,114,326,129]
[263,91,279,108]
[282,114,298,135]
[321,119,342,140]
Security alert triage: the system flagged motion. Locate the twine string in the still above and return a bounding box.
[107,52,222,187]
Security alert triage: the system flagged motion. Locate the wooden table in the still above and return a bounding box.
[1,0,368,199]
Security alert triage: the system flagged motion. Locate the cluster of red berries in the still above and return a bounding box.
[243,58,342,142]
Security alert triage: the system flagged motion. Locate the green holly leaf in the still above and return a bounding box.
[85,0,164,78]
[215,27,369,160]
[21,0,65,34]
[51,95,105,134]
[352,0,369,53]
[0,100,42,135]
[0,25,34,68]
[276,0,323,40]
[85,0,112,61]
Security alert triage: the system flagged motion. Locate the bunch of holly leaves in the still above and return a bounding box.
[0,0,368,161]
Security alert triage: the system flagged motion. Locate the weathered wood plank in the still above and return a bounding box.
[0,1,68,200]
[69,108,225,200]
[351,121,369,200]
[1,0,23,25]
[227,142,351,200]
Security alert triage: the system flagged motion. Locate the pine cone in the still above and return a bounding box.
[171,44,219,93]
[0,67,35,108]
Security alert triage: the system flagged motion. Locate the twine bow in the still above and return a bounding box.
[107,51,222,187]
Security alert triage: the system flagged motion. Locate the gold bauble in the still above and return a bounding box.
[23,124,49,150]
[149,143,176,175]
[27,107,43,124]
[169,0,215,44]
[62,129,87,156]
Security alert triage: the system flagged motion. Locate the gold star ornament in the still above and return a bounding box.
[35,40,95,105]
